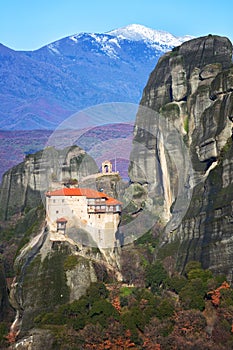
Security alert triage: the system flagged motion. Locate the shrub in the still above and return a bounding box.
[184,261,202,275]
[63,255,78,271]
[167,274,188,293]
[179,278,206,311]
[155,299,175,319]
[187,268,213,283]
[220,288,233,307]
[145,261,168,292]
[89,299,119,327]
[0,322,8,348]
[86,282,109,301]
[184,116,189,133]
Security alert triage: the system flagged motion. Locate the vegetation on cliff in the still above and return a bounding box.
[29,257,233,349]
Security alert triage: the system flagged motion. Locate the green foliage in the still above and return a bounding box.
[86,282,109,301]
[89,299,118,327]
[220,288,233,307]
[0,322,8,347]
[120,288,160,343]
[16,206,45,253]
[0,205,45,244]
[167,274,188,293]
[32,260,233,349]
[63,255,79,271]
[120,296,129,307]
[179,261,213,311]
[120,308,145,345]
[134,228,159,248]
[218,137,232,163]
[179,278,206,311]
[35,282,115,332]
[184,261,202,275]
[40,250,71,307]
[184,116,189,133]
[22,247,71,329]
[145,261,168,292]
[187,268,213,283]
[120,286,134,297]
[155,298,175,319]
[215,274,228,287]
[156,238,180,260]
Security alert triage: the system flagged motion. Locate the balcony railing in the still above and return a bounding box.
[87,206,121,213]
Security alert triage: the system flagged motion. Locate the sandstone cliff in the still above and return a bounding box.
[0,145,124,344]
[0,146,98,220]
[128,35,233,280]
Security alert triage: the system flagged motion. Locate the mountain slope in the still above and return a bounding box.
[0,24,193,130]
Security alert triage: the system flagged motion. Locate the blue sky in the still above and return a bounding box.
[1,0,233,50]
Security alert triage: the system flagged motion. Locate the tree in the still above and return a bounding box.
[208,281,230,307]
[184,261,202,276]
[145,261,168,293]
[179,278,206,311]
[167,274,188,294]
[120,250,145,286]
[89,299,119,327]
[155,298,175,320]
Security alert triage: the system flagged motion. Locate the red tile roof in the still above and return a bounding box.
[46,187,122,206]
[56,217,68,223]
[46,187,105,198]
[106,197,122,205]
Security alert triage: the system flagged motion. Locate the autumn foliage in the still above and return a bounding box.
[7,260,233,349]
[5,331,17,344]
[208,281,230,306]
[83,330,136,349]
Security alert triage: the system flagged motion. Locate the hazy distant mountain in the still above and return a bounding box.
[0,24,193,130]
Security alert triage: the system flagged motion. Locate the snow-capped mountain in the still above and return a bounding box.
[108,24,194,50]
[0,24,193,130]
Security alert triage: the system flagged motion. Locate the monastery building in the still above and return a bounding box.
[46,187,122,248]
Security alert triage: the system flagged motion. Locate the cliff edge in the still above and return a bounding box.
[129,35,233,280]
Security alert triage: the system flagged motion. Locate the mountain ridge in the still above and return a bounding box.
[0,24,193,130]
[107,23,194,48]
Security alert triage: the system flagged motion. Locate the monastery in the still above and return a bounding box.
[45,161,122,248]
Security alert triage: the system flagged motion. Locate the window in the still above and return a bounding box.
[53,199,56,203]
[56,210,59,214]
[62,199,65,203]
[98,214,101,219]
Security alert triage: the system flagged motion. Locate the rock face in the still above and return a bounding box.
[8,222,120,343]
[0,145,98,220]
[11,238,98,332]
[0,146,123,343]
[129,35,233,280]
[174,143,233,280]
